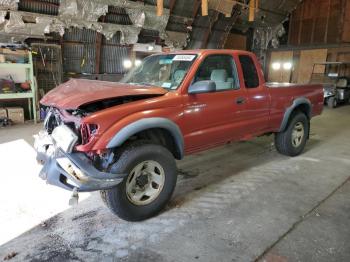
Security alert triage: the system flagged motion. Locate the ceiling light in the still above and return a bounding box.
[123,59,132,69]
[272,62,281,71]
[283,62,292,70]
[135,59,142,67]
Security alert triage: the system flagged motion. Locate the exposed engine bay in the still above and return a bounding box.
[43,94,162,133]
[43,107,117,171]
[77,95,161,113]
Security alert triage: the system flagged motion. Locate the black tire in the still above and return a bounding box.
[100,141,178,221]
[327,97,337,108]
[274,112,309,157]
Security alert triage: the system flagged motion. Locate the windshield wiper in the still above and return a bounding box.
[138,82,153,86]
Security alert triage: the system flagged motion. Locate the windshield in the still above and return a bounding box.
[121,54,197,90]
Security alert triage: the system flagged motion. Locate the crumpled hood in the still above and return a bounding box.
[40,79,168,109]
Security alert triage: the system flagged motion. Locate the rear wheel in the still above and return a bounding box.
[275,112,309,156]
[327,97,337,108]
[100,141,178,221]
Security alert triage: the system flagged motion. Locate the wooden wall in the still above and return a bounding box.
[297,49,328,83]
[289,0,350,45]
[268,51,293,82]
[268,46,350,83]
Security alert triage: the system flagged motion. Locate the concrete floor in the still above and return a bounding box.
[0,106,349,262]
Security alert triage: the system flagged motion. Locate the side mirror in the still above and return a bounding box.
[188,80,216,94]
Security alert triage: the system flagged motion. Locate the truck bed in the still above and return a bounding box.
[266,82,320,88]
[266,82,324,131]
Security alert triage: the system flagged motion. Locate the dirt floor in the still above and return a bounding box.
[0,106,349,262]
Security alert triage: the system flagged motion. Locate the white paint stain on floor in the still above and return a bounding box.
[0,139,90,245]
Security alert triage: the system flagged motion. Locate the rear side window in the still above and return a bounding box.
[239,55,259,88]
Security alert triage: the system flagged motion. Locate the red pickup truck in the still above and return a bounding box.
[35,50,323,221]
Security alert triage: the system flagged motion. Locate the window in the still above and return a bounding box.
[121,54,197,90]
[239,55,260,88]
[194,55,240,91]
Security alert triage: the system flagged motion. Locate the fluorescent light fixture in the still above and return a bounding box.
[272,62,281,70]
[135,59,142,67]
[283,62,292,70]
[123,59,132,69]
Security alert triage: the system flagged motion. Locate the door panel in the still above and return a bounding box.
[182,53,251,154]
[244,86,270,135]
[183,89,247,153]
[237,55,270,136]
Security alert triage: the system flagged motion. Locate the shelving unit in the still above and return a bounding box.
[0,51,37,123]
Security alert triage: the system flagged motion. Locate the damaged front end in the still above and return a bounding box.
[34,80,167,194]
[34,108,127,193]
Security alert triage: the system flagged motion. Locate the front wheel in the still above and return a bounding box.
[274,112,309,156]
[327,97,337,108]
[100,141,178,221]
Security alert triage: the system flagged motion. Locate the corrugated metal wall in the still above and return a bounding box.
[62,43,96,74]
[13,0,305,86]
[63,28,97,74]
[104,6,133,25]
[62,28,130,75]
[15,1,133,80]
[100,45,129,74]
[18,0,60,16]
[63,28,97,43]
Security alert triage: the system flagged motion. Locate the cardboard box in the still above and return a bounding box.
[0,108,7,118]
[0,48,27,56]
[6,107,24,124]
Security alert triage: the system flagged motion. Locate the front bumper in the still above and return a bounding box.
[34,131,127,192]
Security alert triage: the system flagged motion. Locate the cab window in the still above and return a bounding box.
[239,55,260,88]
[194,55,240,91]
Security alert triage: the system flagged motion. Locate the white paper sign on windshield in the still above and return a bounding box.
[172,55,196,61]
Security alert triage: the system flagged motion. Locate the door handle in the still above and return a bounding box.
[235,97,246,105]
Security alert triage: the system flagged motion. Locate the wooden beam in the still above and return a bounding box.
[95,15,105,74]
[192,0,201,21]
[298,2,305,45]
[157,0,163,16]
[201,11,219,48]
[248,0,255,22]
[324,0,332,43]
[220,5,242,48]
[202,0,208,16]
[95,34,102,74]
[287,8,293,44]
[310,1,316,44]
[169,0,177,12]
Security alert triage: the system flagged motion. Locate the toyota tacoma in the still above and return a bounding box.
[35,50,324,221]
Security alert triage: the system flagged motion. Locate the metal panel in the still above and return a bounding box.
[62,43,96,74]
[100,45,130,74]
[18,0,60,16]
[104,6,132,25]
[64,28,97,43]
[171,0,196,18]
[207,30,225,49]
[137,29,159,43]
[102,31,121,45]
[32,43,63,92]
